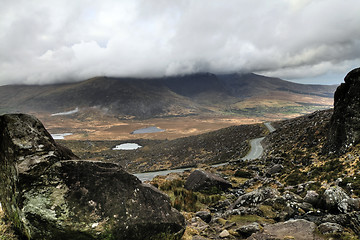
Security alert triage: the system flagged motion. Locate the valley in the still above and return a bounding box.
[1,71,352,240]
[0,72,336,142]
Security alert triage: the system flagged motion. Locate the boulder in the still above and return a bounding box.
[327,67,360,153]
[323,186,350,212]
[230,187,280,209]
[265,164,283,177]
[304,190,320,206]
[219,229,230,238]
[0,114,185,239]
[318,222,343,234]
[236,222,261,238]
[185,170,231,192]
[248,219,317,240]
[339,198,360,213]
[195,211,212,223]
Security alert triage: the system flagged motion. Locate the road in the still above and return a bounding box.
[264,122,276,133]
[134,122,275,181]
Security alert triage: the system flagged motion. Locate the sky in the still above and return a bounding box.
[0,0,359,86]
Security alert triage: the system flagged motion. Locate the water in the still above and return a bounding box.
[113,143,142,150]
[51,133,73,139]
[133,122,276,182]
[131,126,165,134]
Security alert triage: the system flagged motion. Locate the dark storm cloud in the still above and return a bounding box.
[0,0,359,85]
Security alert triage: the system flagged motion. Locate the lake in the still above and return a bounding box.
[112,143,142,150]
[131,126,165,134]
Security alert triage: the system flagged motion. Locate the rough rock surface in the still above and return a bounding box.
[318,222,343,234]
[248,219,318,240]
[236,222,261,238]
[185,170,231,192]
[323,186,350,212]
[304,190,320,206]
[230,187,280,209]
[327,67,360,153]
[195,211,212,223]
[0,114,185,239]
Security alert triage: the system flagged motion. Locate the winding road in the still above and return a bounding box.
[134,122,275,181]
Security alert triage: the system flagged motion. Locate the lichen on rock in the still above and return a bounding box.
[0,114,185,239]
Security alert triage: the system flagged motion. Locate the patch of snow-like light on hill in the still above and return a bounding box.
[131,126,165,134]
[112,143,142,150]
[51,107,79,116]
[51,133,73,140]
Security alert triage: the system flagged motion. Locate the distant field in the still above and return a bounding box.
[36,99,332,141]
[38,113,261,140]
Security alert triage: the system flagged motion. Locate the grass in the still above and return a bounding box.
[0,208,18,240]
[228,215,275,225]
[153,178,225,212]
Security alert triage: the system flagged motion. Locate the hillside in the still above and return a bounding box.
[0,73,336,119]
[59,123,267,173]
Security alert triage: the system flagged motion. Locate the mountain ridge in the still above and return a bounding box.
[0,72,337,119]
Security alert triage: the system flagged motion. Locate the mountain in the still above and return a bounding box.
[0,72,337,119]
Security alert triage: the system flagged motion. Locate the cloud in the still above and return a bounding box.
[0,0,359,85]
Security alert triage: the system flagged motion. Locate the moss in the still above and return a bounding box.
[159,180,184,191]
[228,215,275,225]
[310,159,345,182]
[0,208,18,240]
[149,231,181,240]
[339,174,360,196]
[234,169,252,178]
[284,170,307,186]
[258,205,277,219]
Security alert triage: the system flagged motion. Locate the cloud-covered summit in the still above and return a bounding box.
[1,0,359,85]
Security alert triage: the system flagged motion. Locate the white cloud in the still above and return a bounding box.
[0,0,359,85]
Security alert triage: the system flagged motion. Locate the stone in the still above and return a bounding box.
[219,229,230,238]
[339,198,360,213]
[195,211,212,223]
[304,190,320,206]
[318,222,343,234]
[327,67,360,153]
[0,114,185,239]
[265,164,283,176]
[230,187,280,209]
[323,186,350,212]
[248,219,317,240]
[347,212,360,235]
[236,222,261,237]
[185,170,232,192]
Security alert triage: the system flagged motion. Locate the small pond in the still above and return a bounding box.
[51,133,73,139]
[131,126,165,134]
[112,143,142,150]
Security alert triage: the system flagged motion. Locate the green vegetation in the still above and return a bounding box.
[284,170,308,186]
[226,105,329,117]
[0,209,18,240]
[228,214,274,225]
[155,178,223,212]
[310,159,345,182]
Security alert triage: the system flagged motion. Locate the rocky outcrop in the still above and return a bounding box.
[327,67,360,153]
[185,170,231,192]
[248,219,318,240]
[229,187,280,209]
[323,186,350,212]
[318,222,343,234]
[0,114,185,239]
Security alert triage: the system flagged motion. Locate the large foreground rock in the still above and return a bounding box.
[327,67,360,153]
[0,114,185,239]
